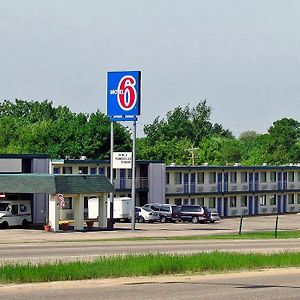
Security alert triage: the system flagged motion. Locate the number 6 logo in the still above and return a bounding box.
[117,76,137,111]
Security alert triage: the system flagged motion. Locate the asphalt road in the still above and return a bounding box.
[1,238,300,264]
[1,268,299,299]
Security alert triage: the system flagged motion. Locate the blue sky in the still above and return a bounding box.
[0,0,299,137]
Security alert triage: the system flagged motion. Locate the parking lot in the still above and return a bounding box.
[0,214,299,244]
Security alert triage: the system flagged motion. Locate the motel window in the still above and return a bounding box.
[241,195,247,207]
[196,197,204,206]
[175,172,182,184]
[270,194,276,206]
[230,172,237,183]
[63,167,73,174]
[241,172,248,183]
[174,198,181,206]
[165,198,170,204]
[63,197,72,210]
[288,194,295,205]
[90,167,97,175]
[197,172,204,184]
[98,167,105,175]
[166,172,170,184]
[270,172,277,183]
[183,198,189,205]
[260,195,267,206]
[209,172,216,184]
[127,169,132,179]
[208,197,216,209]
[229,196,237,207]
[78,167,88,174]
[297,172,300,182]
[190,198,195,205]
[288,172,295,182]
[260,172,267,183]
[107,167,110,178]
[53,167,60,174]
[297,194,300,204]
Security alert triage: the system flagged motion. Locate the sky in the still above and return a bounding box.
[0,0,300,137]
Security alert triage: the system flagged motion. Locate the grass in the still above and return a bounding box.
[1,251,300,284]
[47,230,300,243]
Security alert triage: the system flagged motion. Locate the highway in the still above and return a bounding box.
[0,268,300,299]
[1,238,300,264]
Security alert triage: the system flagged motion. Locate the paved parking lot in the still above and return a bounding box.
[0,214,299,244]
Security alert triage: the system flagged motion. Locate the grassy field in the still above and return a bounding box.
[1,251,300,284]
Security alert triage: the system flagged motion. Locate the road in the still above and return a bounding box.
[1,268,299,299]
[1,238,300,264]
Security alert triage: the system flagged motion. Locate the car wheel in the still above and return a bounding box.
[138,216,145,223]
[160,216,167,223]
[1,221,9,229]
[191,216,199,224]
[22,219,28,228]
[210,220,215,223]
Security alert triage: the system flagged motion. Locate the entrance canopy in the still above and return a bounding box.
[0,174,114,231]
[0,174,114,194]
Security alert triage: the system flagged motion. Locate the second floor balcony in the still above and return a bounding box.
[113,177,148,190]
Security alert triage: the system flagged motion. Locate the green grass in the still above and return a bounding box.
[1,251,300,284]
[49,230,300,243]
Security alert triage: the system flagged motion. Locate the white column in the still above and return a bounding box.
[74,194,84,231]
[98,193,107,228]
[49,194,59,232]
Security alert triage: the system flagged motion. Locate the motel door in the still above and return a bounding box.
[190,173,195,193]
[184,173,189,193]
[248,195,253,215]
[120,169,126,189]
[223,197,228,217]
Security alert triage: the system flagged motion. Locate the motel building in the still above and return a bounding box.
[165,165,300,216]
[1,154,300,231]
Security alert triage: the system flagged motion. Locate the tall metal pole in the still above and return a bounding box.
[131,120,136,230]
[108,121,114,229]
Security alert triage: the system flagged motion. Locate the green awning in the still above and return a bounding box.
[0,174,114,194]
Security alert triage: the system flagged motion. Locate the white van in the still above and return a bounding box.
[0,201,32,228]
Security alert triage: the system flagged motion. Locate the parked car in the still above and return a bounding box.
[209,212,220,223]
[180,205,211,223]
[135,207,160,223]
[143,204,181,223]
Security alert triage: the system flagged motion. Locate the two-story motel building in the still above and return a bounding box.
[50,158,300,219]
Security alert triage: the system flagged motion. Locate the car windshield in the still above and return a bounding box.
[143,207,152,212]
[0,203,9,211]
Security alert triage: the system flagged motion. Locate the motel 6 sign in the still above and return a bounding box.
[107,71,141,117]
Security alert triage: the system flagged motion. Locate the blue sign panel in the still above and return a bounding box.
[107,71,141,117]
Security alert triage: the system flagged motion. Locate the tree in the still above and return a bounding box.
[143,100,232,145]
[0,100,132,159]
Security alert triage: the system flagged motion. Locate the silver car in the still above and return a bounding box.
[210,212,220,223]
[135,207,159,223]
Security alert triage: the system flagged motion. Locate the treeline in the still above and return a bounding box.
[136,100,300,165]
[0,100,131,159]
[0,99,299,165]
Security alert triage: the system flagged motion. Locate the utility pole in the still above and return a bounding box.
[187,145,199,166]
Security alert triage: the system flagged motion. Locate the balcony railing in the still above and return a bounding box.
[113,177,149,189]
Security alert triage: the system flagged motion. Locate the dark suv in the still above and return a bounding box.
[143,204,181,223]
[180,205,211,223]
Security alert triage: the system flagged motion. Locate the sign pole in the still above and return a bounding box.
[131,119,136,230]
[108,121,114,229]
